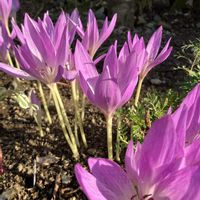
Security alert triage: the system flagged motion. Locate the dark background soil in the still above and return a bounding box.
[0,0,200,199]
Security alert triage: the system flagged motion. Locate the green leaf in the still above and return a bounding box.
[13,93,30,109]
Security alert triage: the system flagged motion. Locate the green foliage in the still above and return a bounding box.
[181,65,200,92]
[116,88,181,159]
[13,92,30,109]
[178,39,200,93]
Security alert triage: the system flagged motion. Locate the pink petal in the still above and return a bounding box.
[94,13,117,56]
[146,26,163,60]
[88,158,135,199]
[103,45,118,79]
[138,115,179,184]
[74,41,98,79]
[154,166,200,200]
[75,164,119,200]
[0,62,35,80]
[95,66,121,116]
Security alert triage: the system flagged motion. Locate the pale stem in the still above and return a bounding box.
[54,84,78,149]
[7,51,20,69]
[81,94,86,121]
[71,81,79,147]
[14,57,20,69]
[49,84,79,160]
[7,52,14,67]
[106,115,113,160]
[76,81,80,102]
[71,80,87,148]
[116,114,121,162]
[134,77,144,107]
[37,81,52,125]
[74,111,80,147]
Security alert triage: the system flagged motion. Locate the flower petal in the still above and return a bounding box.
[138,115,179,186]
[74,41,98,79]
[172,83,200,144]
[154,166,200,200]
[75,164,119,200]
[63,70,78,81]
[103,45,118,79]
[95,65,121,116]
[88,158,135,200]
[0,63,35,80]
[125,141,141,185]
[94,13,117,56]
[82,9,99,57]
[146,26,163,60]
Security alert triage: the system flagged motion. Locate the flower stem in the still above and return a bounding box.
[54,84,78,149]
[81,94,86,121]
[71,80,87,148]
[134,77,144,107]
[106,115,113,160]
[74,111,80,147]
[37,81,52,125]
[49,84,79,160]
[116,114,121,162]
[7,52,14,67]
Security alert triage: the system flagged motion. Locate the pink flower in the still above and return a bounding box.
[74,41,145,117]
[128,26,173,79]
[74,9,117,58]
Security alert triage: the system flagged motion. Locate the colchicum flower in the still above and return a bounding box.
[128,26,173,79]
[75,40,146,159]
[0,11,71,84]
[75,115,200,199]
[0,22,11,62]
[74,9,117,58]
[131,26,173,106]
[75,40,144,118]
[75,84,200,199]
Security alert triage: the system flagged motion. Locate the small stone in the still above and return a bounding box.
[27,166,33,175]
[28,139,37,146]
[45,127,50,133]
[18,163,24,172]
[15,145,20,151]
[8,163,15,170]
[92,118,96,124]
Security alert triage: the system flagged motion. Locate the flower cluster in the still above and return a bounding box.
[0,1,199,199]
